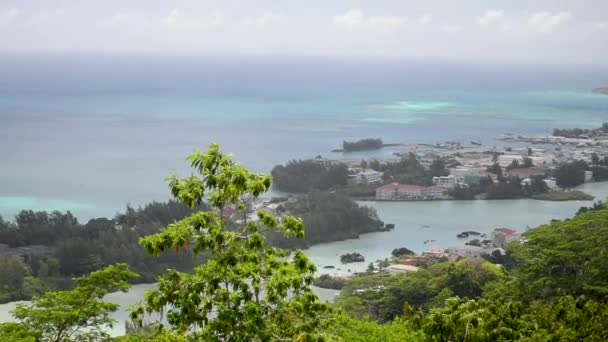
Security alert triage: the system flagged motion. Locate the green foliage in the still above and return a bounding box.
[532,190,594,201]
[324,313,423,341]
[342,138,383,152]
[0,200,208,303]
[508,209,608,302]
[2,263,137,342]
[553,127,592,138]
[271,159,349,193]
[314,274,347,290]
[409,296,608,341]
[266,192,384,249]
[132,145,330,341]
[555,160,587,188]
[336,259,503,323]
[591,165,608,181]
[429,159,449,177]
[0,323,40,342]
[0,256,29,302]
[379,153,432,186]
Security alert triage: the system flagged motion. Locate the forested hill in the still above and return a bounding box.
[0,193,384,303]
[0,201,207,303]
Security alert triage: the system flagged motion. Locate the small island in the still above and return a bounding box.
[332,138,404,152]
[592,87,608,96]
[340,252,365,263]
[532,191,594,201]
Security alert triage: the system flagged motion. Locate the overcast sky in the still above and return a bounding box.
[1,0,607,65]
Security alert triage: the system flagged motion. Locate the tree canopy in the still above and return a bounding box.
[2,263,137,342]
[131,145,331,340]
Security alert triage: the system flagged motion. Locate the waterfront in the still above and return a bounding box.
[304,181,608,275]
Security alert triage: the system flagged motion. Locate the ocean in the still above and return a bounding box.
[1,54,608,220]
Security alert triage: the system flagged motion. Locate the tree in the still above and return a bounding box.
[0,257,29,302]
[506,159,520,171]
[555,161,587,188]
[4,263,137,342]
[522,157,533,168]
[508,209,608,302]
[131,145,330,340]
[408,296,608,341]
[429,159,449,177]
[591,153,600,165]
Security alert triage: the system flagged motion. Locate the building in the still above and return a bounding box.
[505,168,545,179]
[448,167,484,183]
[491,228,520,247]
[543,178,559,191]
[432,175,456,188]
[348,169,382,185]
[585,170,593,182]
[375,183,447,200]
[423,248,447,257]
[387,264,420,275]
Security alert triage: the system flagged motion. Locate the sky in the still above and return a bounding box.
[0,0,607,65]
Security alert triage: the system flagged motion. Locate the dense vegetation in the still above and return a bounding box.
[372,153,433,186]
[342,138,383,152]
[532,190,594,201]
[555,160,588,188]
[265,192,385,249]
[553,122,608,138]
[0,192,383,303]
[271,159,348,193]
[450,173,549,200]
[0,202,206,303]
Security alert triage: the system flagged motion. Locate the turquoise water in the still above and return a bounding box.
[1,57,608,219]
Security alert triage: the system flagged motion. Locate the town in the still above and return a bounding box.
[288,127,608,202]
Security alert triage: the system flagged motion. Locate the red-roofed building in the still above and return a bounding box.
[399,259,417,266]
[492,228,520,247]
[376,183,446,200]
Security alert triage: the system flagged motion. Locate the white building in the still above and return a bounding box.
[375,183,446,200]
[585,170,593,183]
[348,169,382,185]
[433,175,456,188]
[543,178,559,191]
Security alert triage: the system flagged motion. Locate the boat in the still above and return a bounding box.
[471,141,482,146]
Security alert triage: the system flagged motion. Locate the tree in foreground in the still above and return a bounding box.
[131,145,330,341]
[0,263,137,342]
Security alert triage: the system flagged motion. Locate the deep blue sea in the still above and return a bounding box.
[1,54,608,220]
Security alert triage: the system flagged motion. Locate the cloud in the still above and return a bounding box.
[246,12,285,28]
[592,22,608,30]
[0,7,18,23]
[442,24,463,34]
[162,8,223,31]
[418,15,431,25]
[478,10,504,25]
[110,13,129,25]
[334,9,405,32]
[527,11,571,33]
